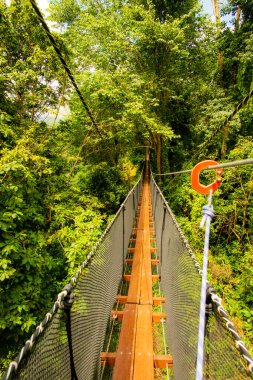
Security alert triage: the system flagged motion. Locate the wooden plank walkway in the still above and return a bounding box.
[101,155,173,379]
[112,304,138,379]
[133,305,154,379]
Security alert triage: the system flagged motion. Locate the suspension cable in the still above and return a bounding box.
[197,89,253,153]
[155,157,253,176]
[158,90,253,179]
[29,0,103,139]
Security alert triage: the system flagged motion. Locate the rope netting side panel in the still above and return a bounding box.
[150,177,201,379]
[70,177,142,380]
[12,310,71,380]
[203,313,250,379]
[5,174,143,380]
[150,174,251,380]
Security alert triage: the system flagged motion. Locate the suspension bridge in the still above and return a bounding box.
[2,151,252,380]
[2,2,253,379]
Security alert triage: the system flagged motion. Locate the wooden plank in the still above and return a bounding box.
[153,297,165,305]
[126,232,142,303]
[123,266,159,282]
[141,184,153,305]
[127,192,146,303]
[151,259,159,265]
[132,227,145,231]
[140,228,153,304]
[101,353,173,369]
[131,180,154,305]
[129,238,156,244]
[152,312,166,323]
[154,355,173,369]
[116,296,165,306]
[101,352,116,366]
[112,304,138,380]
[133,305,154,379]
[116,295,127,303]
[111,310,166,322]
[111,310,124,321]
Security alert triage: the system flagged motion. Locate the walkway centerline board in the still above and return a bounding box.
[112,160,156,380]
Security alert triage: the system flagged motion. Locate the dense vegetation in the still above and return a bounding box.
[0,0,252,372]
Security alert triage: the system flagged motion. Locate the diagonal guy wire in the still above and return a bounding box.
[29,0,103,139]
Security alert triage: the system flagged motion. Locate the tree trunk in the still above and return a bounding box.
[212,0,220,24]
[221,124,229,159]
[212,0,224,71]
[18,93,24,131]
[235,7,241,31]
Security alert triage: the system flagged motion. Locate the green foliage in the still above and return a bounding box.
[0,125,133,371]
[1,0,253,372]
[0,138,64,361]
[0,0,66,128]
[0,2,138,370]
[165,138,253,352]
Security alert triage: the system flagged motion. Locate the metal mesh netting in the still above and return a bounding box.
[8,174,143,380]
[203,313,250,379]
[12,309,71,380]
[4,169,252,380]
[150,173,251,380]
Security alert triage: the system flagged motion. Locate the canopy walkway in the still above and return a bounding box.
[2,154,253,380]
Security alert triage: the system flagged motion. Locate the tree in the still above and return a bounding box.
[49,0,217,174]
[0,0,66,131]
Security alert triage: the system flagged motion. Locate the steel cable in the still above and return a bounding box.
[153,91,253,178]
[29,0,103,139]
[150,172,253,378]
[198,89,253,153]
[155,157,253,176]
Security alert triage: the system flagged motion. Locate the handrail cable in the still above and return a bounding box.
[29,0,103,139]
[2,171,143,380]
[155,157,253,176]
[150,171,253,375]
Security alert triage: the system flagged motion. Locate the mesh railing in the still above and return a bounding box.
[150,173,252,380]
[3,168,252,380]
[3,173,143,380]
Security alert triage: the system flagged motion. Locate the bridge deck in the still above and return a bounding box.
[102,159,172,379]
